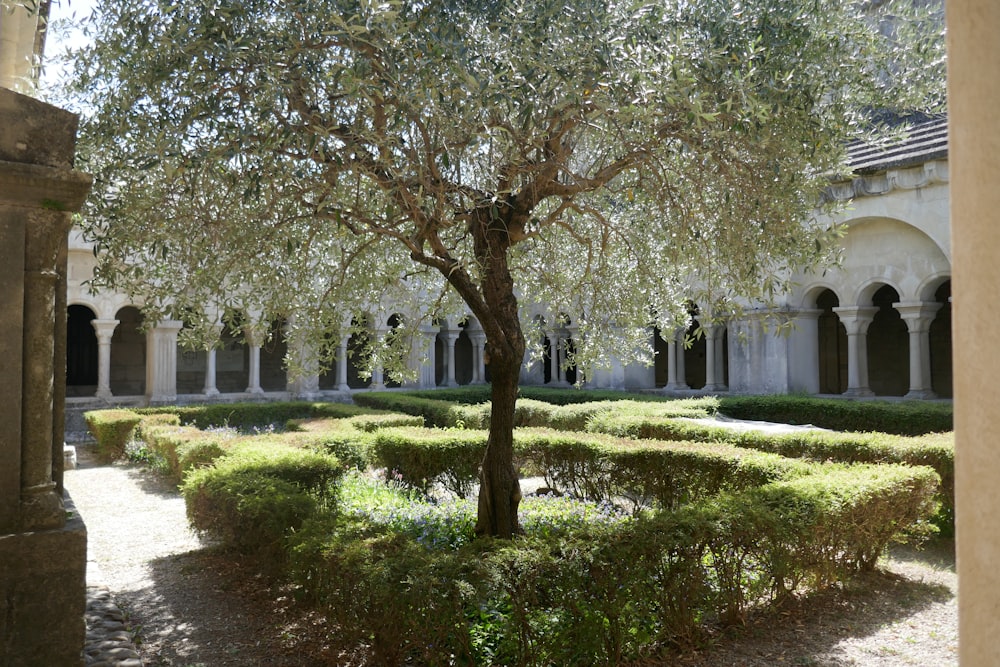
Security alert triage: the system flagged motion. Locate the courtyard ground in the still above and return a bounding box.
[65,445,957,667]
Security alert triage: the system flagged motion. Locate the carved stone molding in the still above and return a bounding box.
[825,160,949,203]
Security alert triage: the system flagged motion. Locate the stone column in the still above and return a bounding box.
[673,329,690,390]
[703,325,728,391]
[284,322,320,399]
[467,321,487,385]
[200,324,221,396]
[548,332,566,384]
[832,306,877,397]
[145,319,183,403]
[333,334,349,391]
[92,319,119,400]
[370,328,387,390]
[0,87,91,665]
[895,301,942,400]
[715,327,728,391]
[442,328,461,387]
[663,336,679,390]
[246,345,263,394]
[203,347,220,396]
[418,324,438,388]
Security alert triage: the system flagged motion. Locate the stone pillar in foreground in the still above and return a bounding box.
[0,87,91,667]
[949,2,1000,664]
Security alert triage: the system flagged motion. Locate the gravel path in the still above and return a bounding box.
[65,445,958,667]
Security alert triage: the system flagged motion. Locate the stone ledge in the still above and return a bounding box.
[0,158,93,211]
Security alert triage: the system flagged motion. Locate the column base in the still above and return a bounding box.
[202,387,220,397]
[94,388,113,401]
[843,387,875,398]
[337,384,351,392]
[904,389,938,400]
[245,387,264,395]
[663,383,690,392]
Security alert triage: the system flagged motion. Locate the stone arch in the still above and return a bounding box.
[837,217,951,304]
[66,304,97,397]
[867,284,908,396]
[110,306,145,396]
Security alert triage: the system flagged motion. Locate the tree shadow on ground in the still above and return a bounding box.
[127,547,346,666]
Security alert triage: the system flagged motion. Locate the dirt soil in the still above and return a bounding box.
[65,449,957,667]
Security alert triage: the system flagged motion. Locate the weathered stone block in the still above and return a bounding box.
[0,88,78,169]
[0,496,87,667]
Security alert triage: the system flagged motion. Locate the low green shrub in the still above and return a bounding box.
[371,427,487,498]
[140,424,237,482]
[83,409,143,462]
[717,394,952,435]
[182,446,342,561]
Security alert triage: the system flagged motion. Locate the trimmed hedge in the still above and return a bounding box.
[586,414,955,524]
[287,462,939,664]
[182,445,343,559]
[717,394,952,435]
[83,409,142,462]
[136,400,374,430]
[369,427,816,511]
[355,392,717,431]
[401,385,705,406]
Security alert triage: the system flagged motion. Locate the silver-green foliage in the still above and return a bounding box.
[67,0,943,378]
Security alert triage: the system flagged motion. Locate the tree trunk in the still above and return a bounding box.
[475,347,522,537]
[470,211,526,538]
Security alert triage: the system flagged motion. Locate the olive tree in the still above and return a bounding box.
[69,0,942,537]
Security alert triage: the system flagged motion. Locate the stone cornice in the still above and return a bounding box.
[824,160,949,203]
[0,159,92,212]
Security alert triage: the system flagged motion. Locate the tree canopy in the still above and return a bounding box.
[67,0,943,535]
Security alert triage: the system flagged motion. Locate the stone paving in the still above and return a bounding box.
[84,585,142,666]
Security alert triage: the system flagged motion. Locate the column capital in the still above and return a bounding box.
[91,318,119,343]
[894,301,944,332]
[832,306,879,335]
